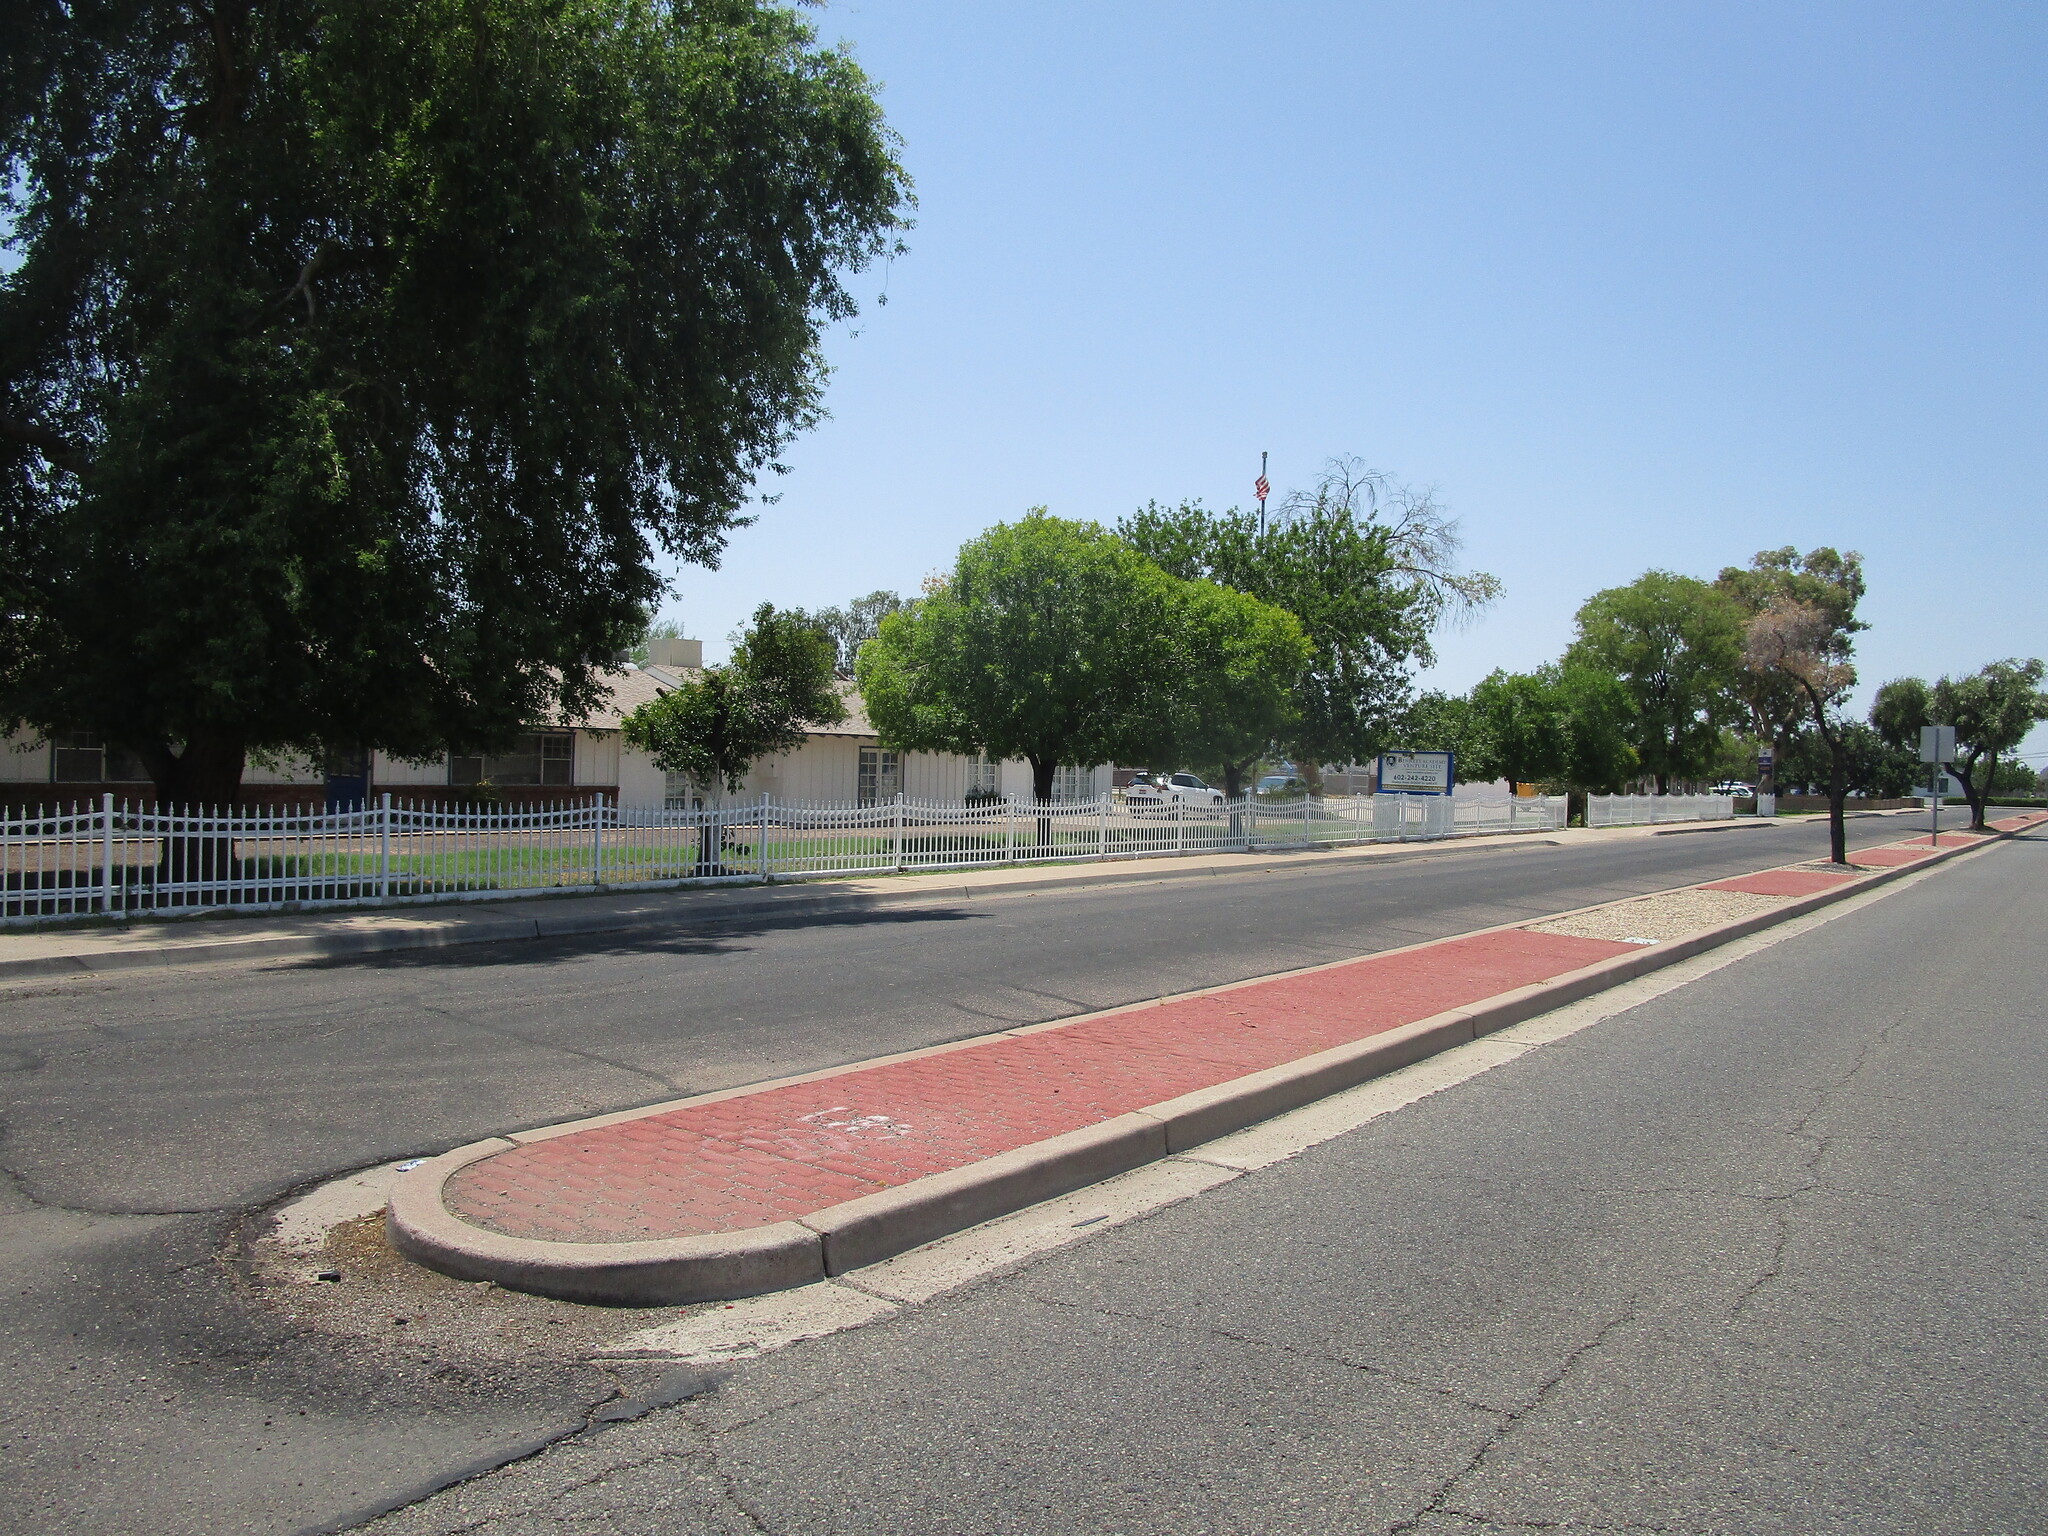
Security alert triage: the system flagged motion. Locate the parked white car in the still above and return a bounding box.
[1124,771,1225,807]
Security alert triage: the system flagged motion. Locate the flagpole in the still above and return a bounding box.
[1258,450,1268,535]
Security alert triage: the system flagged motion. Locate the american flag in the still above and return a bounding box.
[1254,474,1270,503]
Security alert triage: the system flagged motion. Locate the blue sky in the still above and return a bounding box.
[666,1,2047,763]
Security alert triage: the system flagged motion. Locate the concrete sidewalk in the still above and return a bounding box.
[0,818,1725,980]
[387,814,2041,1306]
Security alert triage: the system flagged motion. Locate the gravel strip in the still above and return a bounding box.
[1529,886,1786,944]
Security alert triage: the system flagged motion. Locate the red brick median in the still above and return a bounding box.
[446,928,1633,1244]
[1703,869,1860,897]
[437,823,2011,1253]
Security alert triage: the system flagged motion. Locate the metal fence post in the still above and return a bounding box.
[100,792,115,916]
[1005,797,1016,864]
[592,793,605,887]
[1098,792,1108,860]
[378,793,392,901]
[759,792,771,880]
[893,791,904,872]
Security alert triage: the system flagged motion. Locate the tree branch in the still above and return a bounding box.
[283,242,380,318]
[0,415,90,476]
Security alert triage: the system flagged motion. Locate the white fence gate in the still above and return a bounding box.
[3,791,1570,926]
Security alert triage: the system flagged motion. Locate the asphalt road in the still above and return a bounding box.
[0,811,2019,1534]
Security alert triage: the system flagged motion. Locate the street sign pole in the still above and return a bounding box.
[1921,724,1956,846]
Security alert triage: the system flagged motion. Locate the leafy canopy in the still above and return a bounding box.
[1121,456,1497,772]
[856,511,1306,802]
[1565,571,1744,792]
[0,0,910,801]
[1870,660,2048,828]
[1463,664,1637,793]
[1152,580,1311,799]
[806,591,905,677]
[621,604,845,797]
[857,512,1179,802]
[1715,547,1867,775]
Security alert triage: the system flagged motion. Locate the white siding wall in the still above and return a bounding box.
[576,730,621,787]
[1,729,48,782]
[903,750,969,801]
[618,745,667,808]
[373,752,450,787]
[242,753,322,785]
[613,735,1112,808]
[744,736,863,803]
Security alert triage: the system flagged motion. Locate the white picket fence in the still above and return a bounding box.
[1586,793,1736,828]
[1,790,1570,926]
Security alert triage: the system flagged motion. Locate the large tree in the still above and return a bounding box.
[1121,456,1499,787]
[1154,580,1310,799]
[0,0,909,804]
[856,512,1305,804]
[1715,547,1866,799]
[1743,597,1862,863]
[622,602,843,795]
[1870,661,2048,830]
[857,513,1179,804]
[1565,571,1744,793]
[1464,663,1637,794]
[807,591,904,677]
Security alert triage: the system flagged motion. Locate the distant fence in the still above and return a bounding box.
[1586,794,1736,828]
[1774,795,1937,813]
[2,791,1569,926]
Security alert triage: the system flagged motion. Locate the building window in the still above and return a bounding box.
[48,730,149,783]
[664,771,696,810]
[1052,764,1092,803]
[858,746,900,806]
[965,754,1000,799]
[450,732,575,787]
[51,729,104,783]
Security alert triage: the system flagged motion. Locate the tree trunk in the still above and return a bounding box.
[1299,761,1324,797]
[1029,756,1056,804]
[1764,726,1791,799]
[1655,770,1669,795]
[1826,731,1849,865]
[1028,756,1055,849]
[140,731,248,897]
[144,731,249,807]
[1956,753,1988,832]
[1221,761,1244,799]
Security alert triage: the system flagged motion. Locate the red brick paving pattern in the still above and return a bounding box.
[445,928,1632,1243]
[1849,847,1943,868]
[1702,869,1860,898]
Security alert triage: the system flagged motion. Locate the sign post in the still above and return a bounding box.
[1920,724,1957,845]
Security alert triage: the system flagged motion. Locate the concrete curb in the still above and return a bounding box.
[385,830,2007,1306]
[1,833,1564,981]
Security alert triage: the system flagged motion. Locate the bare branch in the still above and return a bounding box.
[1275,456,1502,627]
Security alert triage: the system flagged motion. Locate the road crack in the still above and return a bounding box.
[1388,1298,1644,1535]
